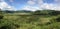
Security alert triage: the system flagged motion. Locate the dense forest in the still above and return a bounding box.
[0,9,60,29]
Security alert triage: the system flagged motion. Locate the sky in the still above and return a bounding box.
[0,0,60,11]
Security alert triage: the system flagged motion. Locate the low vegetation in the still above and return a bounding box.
[0,9,60,29]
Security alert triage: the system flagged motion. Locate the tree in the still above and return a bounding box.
[33,10,41,15]
[49,10,60,15]
[0,8,3,19]
[33,10,49,15]
[0,9,2,14]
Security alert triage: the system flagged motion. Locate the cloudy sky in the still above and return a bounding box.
[0,0,60,11]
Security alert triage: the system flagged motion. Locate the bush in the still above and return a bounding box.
[0,17,20,29]
[0,9,4,19]
[0,24,18,29]
[26,16,39,23]
[56,17,60,22]
[0,15,3,19]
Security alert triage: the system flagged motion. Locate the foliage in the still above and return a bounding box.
[0,9,3,19]
[33,10,60,16]
[0,10,60,29]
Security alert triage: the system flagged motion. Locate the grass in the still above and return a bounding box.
[0,14,60,29]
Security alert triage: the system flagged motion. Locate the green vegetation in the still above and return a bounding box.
[0,9,60,29]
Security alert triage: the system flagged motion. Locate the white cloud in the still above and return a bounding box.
[54,0,60,5]
[22,6,41,11]
[9,0,14,2]
[0,2,8,8]
[27,0,36,5]
[39,0,60,11]
[40,3,60,11]
[0,0,16,11]
[22,0,60,11]
[55,0,60,2]
[0,0,4,2]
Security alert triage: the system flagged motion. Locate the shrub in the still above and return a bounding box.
[56,17,60,22]
[0,25,16,29]
[26,16,39,23]
[0,15,3,19]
